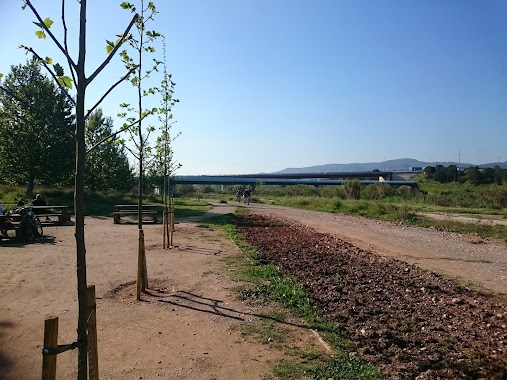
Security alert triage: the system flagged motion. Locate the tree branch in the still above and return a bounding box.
[21,47,76,106]
[123,144,139,161]
[87,13,139,85]
[24,0,77,72]
[61,0,77,86]
[84,65,138,120]
[86,112,150,154]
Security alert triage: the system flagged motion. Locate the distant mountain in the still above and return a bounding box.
[275,158,507,173]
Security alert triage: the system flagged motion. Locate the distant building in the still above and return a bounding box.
[409,166,423,171]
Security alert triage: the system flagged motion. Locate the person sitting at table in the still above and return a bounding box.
[32,194,50,220]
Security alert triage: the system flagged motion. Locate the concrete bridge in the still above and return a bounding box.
[173,171,417,188]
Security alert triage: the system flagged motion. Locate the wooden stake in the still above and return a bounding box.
[42,316,58,380]
[169,211,172,248]
[142,232,148,290]
[170,210,175,247]
[162,209,166,249]
[136,229,143,300]
[87,285,99,380]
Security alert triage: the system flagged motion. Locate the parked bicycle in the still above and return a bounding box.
[16,206,43,241]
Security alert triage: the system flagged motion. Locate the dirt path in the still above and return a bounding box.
[0,204,325,380]
[418,211,507,227]
[246,203,507,295]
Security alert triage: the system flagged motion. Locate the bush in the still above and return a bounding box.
[344,180,361,200]
[396,185,413,198]
[483,185,507,209]
[332,199,343,211]
[361,184,393,200]
[320,186,346,199]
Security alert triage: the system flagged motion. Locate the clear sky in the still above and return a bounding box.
[1,0,506,175]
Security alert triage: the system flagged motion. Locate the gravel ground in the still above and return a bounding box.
[236,210,507,380]
[245,203,507,295]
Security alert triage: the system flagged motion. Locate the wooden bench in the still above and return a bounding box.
[31,206,70,225]
[113,204,159,224]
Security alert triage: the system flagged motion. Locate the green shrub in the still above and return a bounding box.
[396,185,413,198]
[320,186,346,199]
[344,180,361,200]
[361,184,394,200]
[332,199,343,211]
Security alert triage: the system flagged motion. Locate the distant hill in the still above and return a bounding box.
[276,158,507,173]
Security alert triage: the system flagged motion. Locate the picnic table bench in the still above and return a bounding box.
[113,204,159,224]
[31,205,70,225]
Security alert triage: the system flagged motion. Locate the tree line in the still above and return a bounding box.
[0,59,133,194]
[424,165,507,185]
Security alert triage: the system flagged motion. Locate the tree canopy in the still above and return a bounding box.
[0,58,75,194]
[85,109,132,192]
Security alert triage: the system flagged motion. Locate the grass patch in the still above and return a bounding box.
[235,311,290,346]
[204,212,387,380]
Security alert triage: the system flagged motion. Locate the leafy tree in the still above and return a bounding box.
[424,166,435,178]
[493,165,505,185]
[19,1,140,378]
[85,109,132,192]
[0,59,75,194]
[467,166,482,184]
[117,0,162,297]
[152,38,180,224]
[118,0,162,231]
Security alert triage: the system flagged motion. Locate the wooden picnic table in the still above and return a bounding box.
[113,204,159,224]
[31,205,70,225]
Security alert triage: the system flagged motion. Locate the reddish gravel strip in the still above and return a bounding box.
[237,214,507,380]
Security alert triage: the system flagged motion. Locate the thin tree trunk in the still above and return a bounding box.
[26,173,35,197]
[137,6,144,231]
[76,1,89,378]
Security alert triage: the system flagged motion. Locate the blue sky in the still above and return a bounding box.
[1,0,506,174]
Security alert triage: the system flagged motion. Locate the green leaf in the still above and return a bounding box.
[105,44,114,55]
[43,17,54,29]
[45,57,53,65]
[35,30,46,39]
[33,21,44,28]
[57,76,73,89]
[53,63,64,77]
[120,2,135,11]
[0,73,3,80]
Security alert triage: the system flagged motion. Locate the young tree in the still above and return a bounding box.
[117,1,162,296]
[85,109,133,192]
[152,38,180,231]
[0,59,75,193]
[19,1,140,378]
[118,0,162,230]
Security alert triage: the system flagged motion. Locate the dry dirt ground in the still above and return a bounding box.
[0,202,329,380]
[1,201,506,379]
